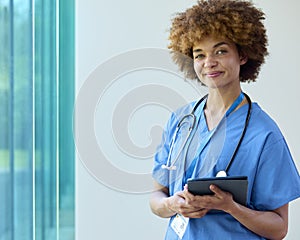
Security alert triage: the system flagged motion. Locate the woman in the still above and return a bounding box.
[150,0,300,239]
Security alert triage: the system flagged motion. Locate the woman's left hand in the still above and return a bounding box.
[182,184,235,213]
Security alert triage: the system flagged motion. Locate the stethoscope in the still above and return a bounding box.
[161,92,252,177]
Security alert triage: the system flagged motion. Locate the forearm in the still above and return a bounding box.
[150,191,176,218]
[227,203,288,240]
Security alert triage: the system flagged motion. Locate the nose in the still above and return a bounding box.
[204,55,217,68]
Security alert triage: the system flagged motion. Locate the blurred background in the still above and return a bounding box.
[0,0,74,239]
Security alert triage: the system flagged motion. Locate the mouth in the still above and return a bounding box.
[205,71,223,78]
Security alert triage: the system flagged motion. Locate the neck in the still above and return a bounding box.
[206,88,242,114]
[204,88,243,131]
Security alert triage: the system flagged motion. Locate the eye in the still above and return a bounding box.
[194,53,205,60]
[215,49,227,55]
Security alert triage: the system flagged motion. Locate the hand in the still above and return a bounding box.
[165,190,209,218]
[192,184,235,213]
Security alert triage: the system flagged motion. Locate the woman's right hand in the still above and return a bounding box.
[165,190,209,218]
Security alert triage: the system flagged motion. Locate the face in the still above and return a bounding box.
[193,36,247,89]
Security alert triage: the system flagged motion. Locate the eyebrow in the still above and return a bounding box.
[193,42,228,53]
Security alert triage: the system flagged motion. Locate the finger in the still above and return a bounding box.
[177,204,198,215]
[209,185,233,204]
[209,184,223,196]
[182,208,209,219]
[183,185,195,202]
[176,191,185,199]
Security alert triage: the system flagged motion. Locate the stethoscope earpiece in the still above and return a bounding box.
[161,164,177,170]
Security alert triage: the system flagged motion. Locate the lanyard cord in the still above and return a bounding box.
[224,92,252,173]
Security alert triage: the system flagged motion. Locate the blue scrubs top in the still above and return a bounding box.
[152,100,300,240]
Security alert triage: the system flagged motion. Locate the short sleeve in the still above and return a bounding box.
[152,112,177,187]
[251,134,300,210]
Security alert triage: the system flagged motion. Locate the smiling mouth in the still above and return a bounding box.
[205,71,223,78]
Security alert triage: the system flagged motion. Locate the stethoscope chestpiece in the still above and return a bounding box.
[216,170,227,177]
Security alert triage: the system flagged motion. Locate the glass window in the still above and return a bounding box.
[0,0,75,239]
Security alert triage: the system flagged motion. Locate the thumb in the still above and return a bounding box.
[209,184,222,196]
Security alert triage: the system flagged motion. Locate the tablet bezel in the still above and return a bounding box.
[187,176,248,206]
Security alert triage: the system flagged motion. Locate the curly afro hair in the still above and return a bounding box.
[168,0,269,82]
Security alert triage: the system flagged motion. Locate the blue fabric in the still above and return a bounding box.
[152,101,300,240]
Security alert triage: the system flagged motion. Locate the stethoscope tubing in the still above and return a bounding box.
[162,115,196,170]
[224,92,252,173]
[162,92,252,175]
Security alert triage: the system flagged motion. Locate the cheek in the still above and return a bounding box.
[193,61,203,76]
[231,60,242,75]
[193,61,206,84]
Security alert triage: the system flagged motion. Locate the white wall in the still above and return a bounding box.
[75,0,300,239]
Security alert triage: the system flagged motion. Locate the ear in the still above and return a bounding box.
[239,52,248,65]
[240,55,248,65]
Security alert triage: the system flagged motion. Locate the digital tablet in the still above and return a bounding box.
[187,176,248,206]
